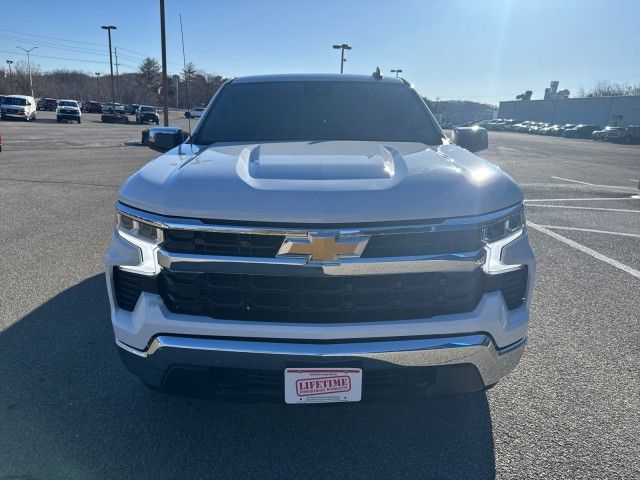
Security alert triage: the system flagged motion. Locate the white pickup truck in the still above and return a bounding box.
[106,73,535,403]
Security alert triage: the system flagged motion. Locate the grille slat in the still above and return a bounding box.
[161,229,483,258]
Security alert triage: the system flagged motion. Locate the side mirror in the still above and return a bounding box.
[148,127,185,152]
[451,126,488,152]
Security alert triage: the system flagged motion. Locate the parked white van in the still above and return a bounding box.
[1,95,37,121]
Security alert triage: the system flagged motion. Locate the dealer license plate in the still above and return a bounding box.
[284,368,362,404]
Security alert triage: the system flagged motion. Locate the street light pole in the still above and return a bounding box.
[390,69,403,78]
[101,25,117,115]
[6,60,14,91]
[94,72,101,99]
[159,0,169,126]
[332,44,351,74]
[17,46,37,97]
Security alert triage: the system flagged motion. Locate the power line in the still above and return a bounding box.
[0,33,107,56]
[1,49,110,64]
[0,27,104,47]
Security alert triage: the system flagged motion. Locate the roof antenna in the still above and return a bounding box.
[372,67,383,80]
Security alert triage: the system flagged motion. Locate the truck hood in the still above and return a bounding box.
[118,141,523,223]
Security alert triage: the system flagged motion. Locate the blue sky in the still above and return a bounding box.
[2,0,638,104]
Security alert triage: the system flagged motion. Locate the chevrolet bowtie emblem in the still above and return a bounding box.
[277,233,370,263]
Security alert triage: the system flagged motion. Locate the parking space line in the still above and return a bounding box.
[551,176,594,185]
[535,225,640,238]
[550,176,637,191]
[525,197,638,202]
[526,204,640,213]
[527,222,640,279]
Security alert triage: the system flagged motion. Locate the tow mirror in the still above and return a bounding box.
[451,126,489,152]
[148,127,185,152]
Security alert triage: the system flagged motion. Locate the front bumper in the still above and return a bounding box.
[57,113,80,120]
[2,111,28,118]
[117,334,526,399]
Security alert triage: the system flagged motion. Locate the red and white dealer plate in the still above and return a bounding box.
[284,368,363,404]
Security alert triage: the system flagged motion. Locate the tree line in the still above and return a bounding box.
[0,58,227,109]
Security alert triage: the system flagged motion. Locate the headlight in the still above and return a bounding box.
[482,205,525,274]
[116,213,163,243]
[115,213,163,276]
[482,207,525,243]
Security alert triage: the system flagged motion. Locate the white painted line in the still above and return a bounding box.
[527,222,640,280]
[551,176,593,185]
[629,179,639,183]
[525,197,637,202]
[526,204,640,213]
[549,176,637,191]
[536,225,640,238]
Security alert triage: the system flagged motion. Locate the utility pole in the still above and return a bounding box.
[390,69,403,78]
[174,75,179,108]
[17,46,37,97]
[114,47,121,102]
[179,13,191,116]
[332,44,351,74]
[95,72,100,99]
[6,60,13,91]
[159,0,169,126]
[100,25,117,114]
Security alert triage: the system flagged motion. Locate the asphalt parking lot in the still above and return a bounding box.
[0,113,638,479]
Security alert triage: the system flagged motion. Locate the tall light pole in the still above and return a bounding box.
[100,25,117,114]
[6,60,14,91]
[390,69,403,78]
[159,0,169,126]
[94,72,101,99]
[332,44,351,74]
[17,46,37,97]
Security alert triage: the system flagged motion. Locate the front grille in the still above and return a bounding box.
[158,270,484,323]
[113,266,528,320]
[163,230,285,256]
[362,229,481,257]
[161,229,482,258]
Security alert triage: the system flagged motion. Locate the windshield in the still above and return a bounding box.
[194,80,442,145]
[59,101,76,107]
[141,106,155,112]
[5,97,27,106]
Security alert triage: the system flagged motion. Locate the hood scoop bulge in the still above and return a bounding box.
[237,143,403,181]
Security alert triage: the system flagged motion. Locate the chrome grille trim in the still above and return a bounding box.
[116,202,523,236]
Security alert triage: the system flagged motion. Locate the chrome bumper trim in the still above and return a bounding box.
[157,248,486,275]
[116,334,526,386]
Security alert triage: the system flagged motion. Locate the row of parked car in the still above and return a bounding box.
[0,95,163,125]
[475,119,640,143]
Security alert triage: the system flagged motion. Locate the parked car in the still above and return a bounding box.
[528,122,550,134]
[185,106,205,118]
[83,101,103,113]
[562,124,601,139]
[103,102,125,114]
[605,125,640,144]
[1,95,37,121]
[107,73,535,401]
[135,105,160,125]
[56,99,82,123]
[36,98,58,111]
[125,104,140,115]
[592,126,622,141]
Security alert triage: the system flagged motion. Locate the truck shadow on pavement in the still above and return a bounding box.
[0,274,496,480]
